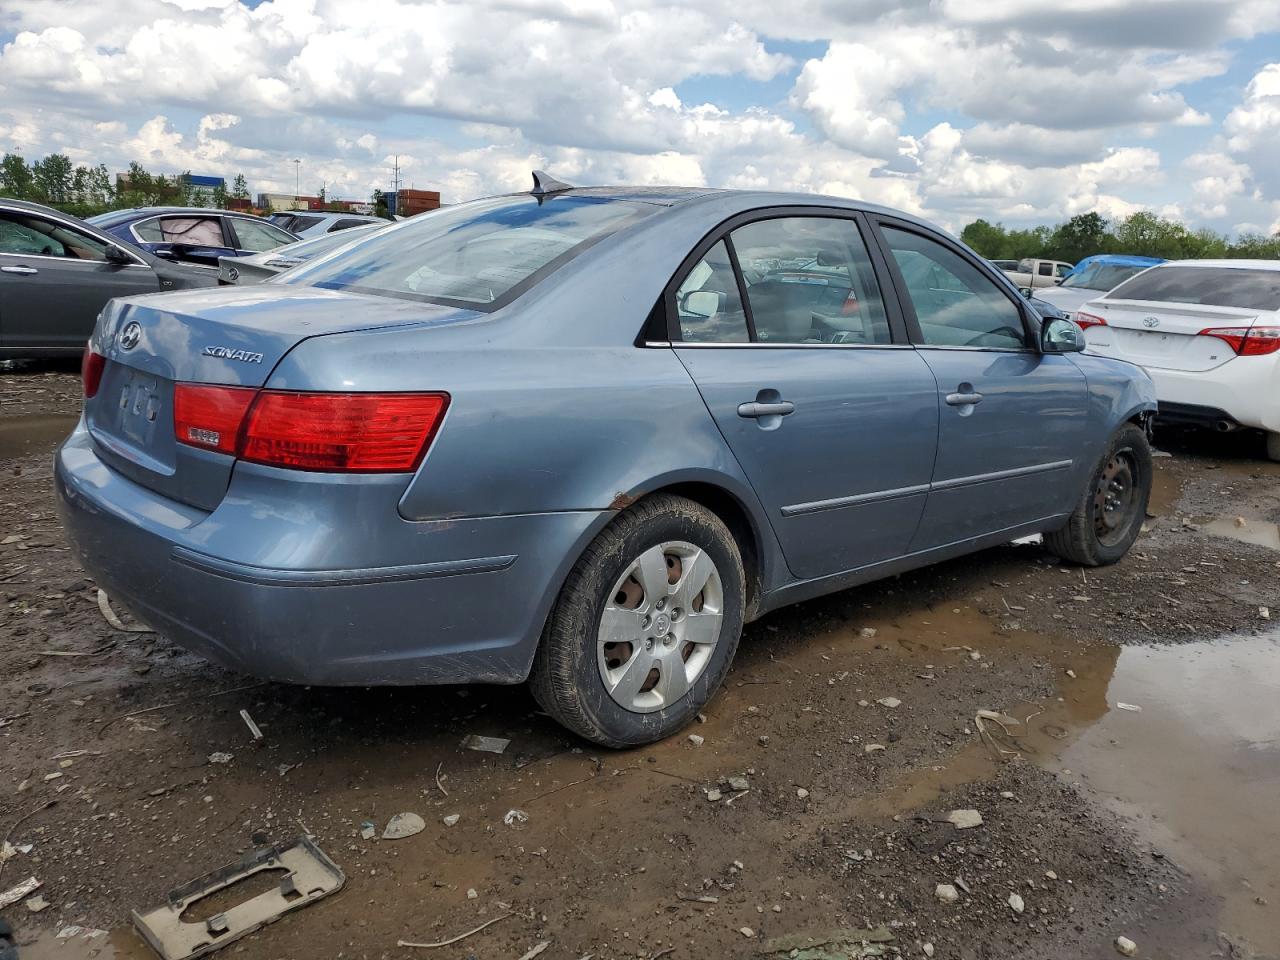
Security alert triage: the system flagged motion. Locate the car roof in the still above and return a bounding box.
[92,207,268,224]
[1158,259,1280,270]
[1077,254,1165,267]
[283,211,381,220]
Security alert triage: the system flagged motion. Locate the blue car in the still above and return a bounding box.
[87,207,299,269]
[56,175,1156,746]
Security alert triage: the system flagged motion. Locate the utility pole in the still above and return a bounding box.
[292,158,301,208]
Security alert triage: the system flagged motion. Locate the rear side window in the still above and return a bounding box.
[730,217,891,344]
[1106,265,1280,311]
[884,227,1027,349]
[1038,262,1054,276]
[675,240,749,342]
[232,218,296,252]
[329,218,372,232]
[136,217,224,246]
[282,195,654,309]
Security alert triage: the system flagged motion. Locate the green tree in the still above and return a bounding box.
[959,219,1011,259]
[31,153,74,204]
[211,182,228,208]
[1,153,35,199]
[372,188,390,219]
[1049,213,1110,264]
[231,173,249,201]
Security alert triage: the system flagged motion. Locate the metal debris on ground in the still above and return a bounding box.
[397,912,513,949]
[0,876,41,910]
[132,836,344,960]
[208,752,233,765]
[1116,702,1143,712]
[239,709,264,740]
[382,812,426,840]
[96,589,154,633]
[516,942,551,960]
[461,734,510,754]
[503,809,529,826]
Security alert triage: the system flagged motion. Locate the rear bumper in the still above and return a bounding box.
[55,423,605,686]
[1144,357,1280,433]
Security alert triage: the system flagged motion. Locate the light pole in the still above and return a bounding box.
[292,159,301,209]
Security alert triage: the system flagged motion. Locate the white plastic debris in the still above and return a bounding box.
[461,734,510,754]
[0,876,42,909]
[443,814,460,827]
[876,697,902,708]
[239,709,264,740]
[1116,702,1143,712]
[935,883,959,903]
[1115,935,1138,956]
[503,809,529,826]
[946,809,984,829]
[208,752,233,765]
[383,812,426,840]
[688,734,705,746]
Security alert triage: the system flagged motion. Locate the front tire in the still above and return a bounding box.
[530,494,745,747]
[1045,423,1152,566]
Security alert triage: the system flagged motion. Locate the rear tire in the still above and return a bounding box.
[1267,431,1280,463]
[1045,423,1152,566]
[530,494,745,747]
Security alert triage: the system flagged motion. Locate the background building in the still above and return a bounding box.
[386,189,440,217]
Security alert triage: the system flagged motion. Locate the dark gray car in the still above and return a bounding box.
[0,199,218,358]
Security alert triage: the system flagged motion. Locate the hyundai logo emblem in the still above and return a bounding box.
[1142,316,1160,328]
[118,321,143,351]
[227,266,240,282]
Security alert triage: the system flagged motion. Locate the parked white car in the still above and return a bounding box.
[1077,260,1280,460]
[265,211,384,239]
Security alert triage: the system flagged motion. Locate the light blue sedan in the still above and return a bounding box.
[56,174,1156,746]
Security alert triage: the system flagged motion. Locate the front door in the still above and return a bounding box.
[0,209,158,352]
[669,213,940,581]
[871,220,1090,550]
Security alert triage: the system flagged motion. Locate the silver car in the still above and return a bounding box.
[216,223,385,285]
[56,174,1156,746]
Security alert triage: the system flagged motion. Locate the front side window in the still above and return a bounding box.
[1106,265,1280,312]
[884,227,1027,349]
[282,195,654,309]
[0,212,109,260]
[136,217,224,246]
[232,218,297,252]
[730,217,891,344]
[674,240,749,343]
[1055,263,1072,278]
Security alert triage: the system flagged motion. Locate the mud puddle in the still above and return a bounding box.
[1199,516,1280,551]
[0,413,77,462]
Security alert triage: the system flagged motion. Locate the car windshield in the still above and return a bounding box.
[1106,265,1280,311]
[265,224,381,263]
[1060,263,1151,291]
[279,194,654,308]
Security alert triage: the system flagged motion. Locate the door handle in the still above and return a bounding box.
[945,391,983,406]
[0,265,38,275]
[738,400,795,418]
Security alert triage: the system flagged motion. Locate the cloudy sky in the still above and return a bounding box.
[1,0,1279,234]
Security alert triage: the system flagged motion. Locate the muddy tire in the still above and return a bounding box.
[1045,422,1152,566]
[530,494,745,748]
[1267,431,1280,463]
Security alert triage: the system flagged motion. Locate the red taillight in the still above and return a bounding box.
[81,347,106,398]
[1198,326,1280,357]
[173,384,257,455]
[1074,311,1108,331]
[173,387,449,473]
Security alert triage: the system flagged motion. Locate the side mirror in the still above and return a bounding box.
[1018,286,1033,298]
[104,243,131,264]
[681,289,723,318]
[1041,316,1086,354]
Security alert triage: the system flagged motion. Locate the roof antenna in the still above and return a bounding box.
[530,170,574,198]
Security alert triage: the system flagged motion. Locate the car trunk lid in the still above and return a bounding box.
[86,286,478,510]
[1084,299,1260,372]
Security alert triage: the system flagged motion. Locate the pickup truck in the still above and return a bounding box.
[1002,258,1074,291]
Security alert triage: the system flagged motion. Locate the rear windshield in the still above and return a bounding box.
[1060,263,1152,291]
[279,195,654,309]
[1107,265,1280,311]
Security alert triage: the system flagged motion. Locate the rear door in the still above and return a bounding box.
[668,209,940,581]
[869,217,1090,550]
[1082,265,1279,372]
[0,208,159,352]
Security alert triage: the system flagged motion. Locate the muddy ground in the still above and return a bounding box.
[1,360,1278,960]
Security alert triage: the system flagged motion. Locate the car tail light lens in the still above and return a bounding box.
[81,347,106,398]
[174,384,257,455]
[173,387,449,473]
[1198,325,1280,356]
[1074,312,1108,331]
